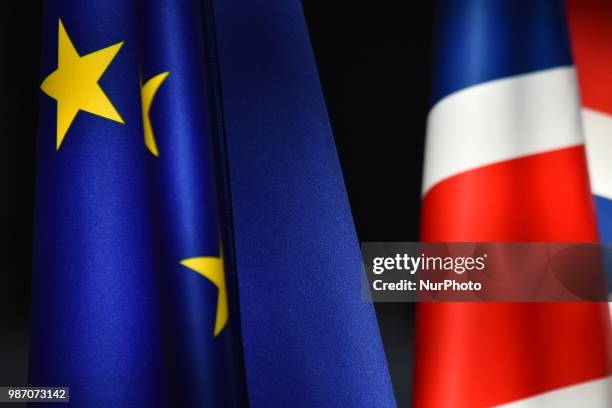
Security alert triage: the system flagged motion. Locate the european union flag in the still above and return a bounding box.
[30,0,234,406]
[31,0,394,406]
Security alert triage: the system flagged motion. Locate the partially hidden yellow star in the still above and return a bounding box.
[180,256,228,336]
[141,72,169,157]
[41,19,124,150]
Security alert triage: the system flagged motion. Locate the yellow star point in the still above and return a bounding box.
[41,19,124,150]
[180,256,228,336]
[141,72,169,157]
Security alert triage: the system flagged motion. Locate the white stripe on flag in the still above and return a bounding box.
[423,66,583,195]
[583,108,612,200]
[496,376,612,408]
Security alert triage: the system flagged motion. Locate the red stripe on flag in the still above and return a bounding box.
[567,0,612,114]
[421,146,597,242]
[415,147,611,407]
[414,302,610,408]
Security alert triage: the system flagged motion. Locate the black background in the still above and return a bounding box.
[0,1,435,406]
[0,1,43,388]
[303,2,434,405]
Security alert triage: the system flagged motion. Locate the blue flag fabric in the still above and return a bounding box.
[139,0,235,406]
[31,0,234,406]
[208,0,396,406]
[31,0,394,406]
[30,1,166,407]
[431,0,573,105]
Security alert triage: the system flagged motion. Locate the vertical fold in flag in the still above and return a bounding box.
[30,0,166,406]
[206,0,396,406]
[417,1,611,407]
[138,0,235,406]
[566,0,612,293]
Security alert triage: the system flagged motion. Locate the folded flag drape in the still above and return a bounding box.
[30,0,395,406]
[416,1,611,407]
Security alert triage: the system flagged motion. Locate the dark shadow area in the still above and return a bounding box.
[0,1,43,386]
[302,2,435,406]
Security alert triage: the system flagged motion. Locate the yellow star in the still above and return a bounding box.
[141,72,169,157]
[41,20,124,150]
[180,256,228,336]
